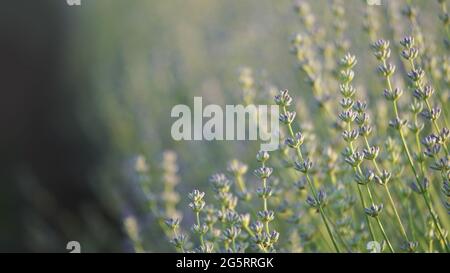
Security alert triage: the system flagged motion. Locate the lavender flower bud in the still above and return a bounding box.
[377,63,396,77]
[256,150,270,162]
[254,166,273,179]
[365,203,383,217]
[279,111,296,124]
[363,146,380,160]
[294,158,313,173]
[274,89,293,107]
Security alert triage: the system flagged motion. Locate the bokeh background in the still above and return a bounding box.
[0,0,445,252]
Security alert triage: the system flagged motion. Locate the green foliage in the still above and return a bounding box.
[126,0,449,253]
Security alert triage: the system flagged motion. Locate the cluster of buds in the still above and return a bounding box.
[339,109,357,123]
[407,67,425,86]
[279,111,296,125]
[384,87,403,102]
[400,36,419,61]
[421,107,442,122]
[401,241,419,253]
[374,170,392,185]
[223,226,241,244]
[409,178,430,194]
[389,117,408,131]
[422,134,444,158]
[355,169,375,185]
[306,189,327,211]
[365,203,384,217]
[294,158,314,173]
[363,146,380,160]
[251,221,279,252]
[274,89,293,107]
[170,232,188,252]
[192,223,209,239]
[342,129,359,143]
[431,155,449,172]
[254,166,273,179]
[188,190,206,213]
[344,150,364,168]
[413,85,435,101]
[165,218,187,252]
[285,132,305,149]
[372,39,391,62]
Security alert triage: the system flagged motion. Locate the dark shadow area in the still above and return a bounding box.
[0,0,123,252]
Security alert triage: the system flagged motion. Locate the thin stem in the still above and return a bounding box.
[375,216,395,253]
[243,225,255,238]
[235,175,247,193]
[384,184,409,241]
[318,205,341,253]
[196,212,205,249]
[356,183,377,242]
[413,112,426,175]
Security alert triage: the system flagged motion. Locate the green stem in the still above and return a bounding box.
[318,205,341,253]
[232,238,237,253]
[357,183,377,242]
[235,175,247,193]
[243,225,255,238]
[375,217,395,253]
[413,113,426,175]
[196,212,205,249]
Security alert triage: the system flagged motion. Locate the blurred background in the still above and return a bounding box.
[0,0,444,252]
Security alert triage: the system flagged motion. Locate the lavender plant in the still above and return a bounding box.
[128,0,449,253]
